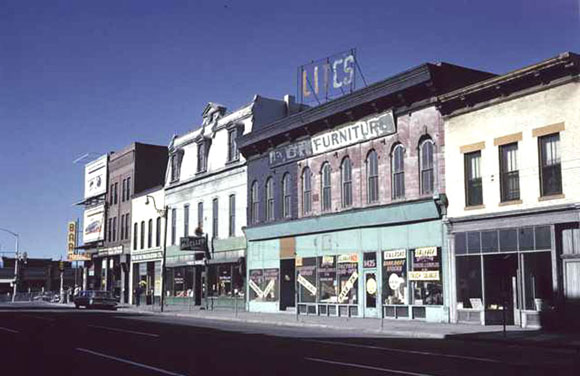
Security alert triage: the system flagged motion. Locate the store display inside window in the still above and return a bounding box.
[248,268,279,302]
[317,256,337,303]
[410,247,443,306]
[337,254,358,305]
[382,249,407,305]
[297,257,317,303]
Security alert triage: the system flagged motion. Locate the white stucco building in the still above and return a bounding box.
[163,95,299,306]
[440,52,580,328]
[129,186,165,305]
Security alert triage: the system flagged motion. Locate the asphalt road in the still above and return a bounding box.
[0,304,578,375]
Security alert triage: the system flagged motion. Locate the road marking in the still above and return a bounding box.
[76,348,186,376]
[0,326,19,334]
[305,357,434,375]
[88,325,159,338]
[307,339,505,364]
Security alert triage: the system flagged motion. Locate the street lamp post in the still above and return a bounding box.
[145,195,168,312]
[0,228,19,303]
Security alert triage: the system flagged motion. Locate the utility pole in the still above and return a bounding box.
[0,228,19,303]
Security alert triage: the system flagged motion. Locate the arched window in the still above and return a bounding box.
[367,150,379,203]
[282,173,291,218]
[420,139,434,195]
[133,223,138,251]
[302,167,312,215]
[250,181,259,224]
[156,217,161,247]
[140,221,145,250]
[266,178,274,221]
[341,157,352,208]
[392,144,405,199]
[321,163,332,211]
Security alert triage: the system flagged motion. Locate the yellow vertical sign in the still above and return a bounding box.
[67,221,76,260]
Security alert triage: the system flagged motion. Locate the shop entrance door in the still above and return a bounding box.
[279,259,295,311]
[364,271,378,317]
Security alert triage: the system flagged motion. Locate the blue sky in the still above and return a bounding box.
[0,0,578,259]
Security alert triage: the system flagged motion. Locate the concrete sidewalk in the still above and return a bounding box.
[119,303,561,343]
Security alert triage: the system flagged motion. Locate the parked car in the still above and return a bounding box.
[74,290,117,310]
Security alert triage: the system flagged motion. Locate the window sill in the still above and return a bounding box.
[538,193,565,202]
[225,158,241,166]
[464,204,485,211]
[195,170,207,176]
[498,200,522,207]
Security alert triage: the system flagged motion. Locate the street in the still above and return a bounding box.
[0,304,578,375]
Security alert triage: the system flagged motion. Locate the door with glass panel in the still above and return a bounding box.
[364,271,378,317]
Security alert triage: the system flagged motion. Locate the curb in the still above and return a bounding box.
[119,308,448,339]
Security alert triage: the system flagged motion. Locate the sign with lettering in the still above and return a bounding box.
[408,271,440,281]
[299,49,356,105]
[337,253,359,263]
[310,111,395,155]
[363,252,377,268]
[269,140,312,167]
[67,221,77,259]
[384,249,406,260]
[132,251,163,262]
[180,236,206,252]
[338,270,358,303]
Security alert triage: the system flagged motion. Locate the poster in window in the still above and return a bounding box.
[382,249,407,305]
[337,261,358,304]
[262,268,279,302]
[411,247,443,305]
[318,256,337,303]
[248,269,264,301]
[297,257,317,303]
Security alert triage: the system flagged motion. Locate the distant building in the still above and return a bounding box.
[440,52,580,327]
[77,143,167,303]
[0,257,76,294]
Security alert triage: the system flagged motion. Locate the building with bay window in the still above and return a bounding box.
[163,96,302,307]
[239,62,493,322]
[440,52,580,328]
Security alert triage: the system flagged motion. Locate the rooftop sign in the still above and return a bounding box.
[298,49,357,105]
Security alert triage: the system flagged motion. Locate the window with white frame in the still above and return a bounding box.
[392,144,405,199]
[420,139,434,195]
[321,163,332,211]
[341,157,352,208]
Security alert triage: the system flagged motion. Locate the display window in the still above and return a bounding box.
[337,254,358,304]
[382,249,407,305]
[297,257,317,303]
[248,268,279,302]
[456,255,482,309]
[410,247,443,306]
[317,256,337,303]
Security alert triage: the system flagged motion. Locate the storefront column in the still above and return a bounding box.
[120,257,127,304]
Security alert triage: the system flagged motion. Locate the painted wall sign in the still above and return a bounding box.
[310,111,396,155]
[132,251,163,262]
[83,205,105,243]
[299,49,357,105]
[180,236,207,252]
[84,154,108,200]
[269,139,312,167]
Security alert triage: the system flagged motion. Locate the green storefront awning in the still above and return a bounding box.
[245,199,441,242]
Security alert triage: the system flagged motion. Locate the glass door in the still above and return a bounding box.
[364,271,378,317]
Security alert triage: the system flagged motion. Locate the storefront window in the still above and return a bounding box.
[456,255,482,309]
[410,247,443,306]
[317,256,337,303]
[382,249,407,305]
[167,266,194,297]
[248,269,263,301]
[248,268,279,302]
[523,252,553,310]
[263,268,279,302]
[297,257,317,303]
[337,254,358,305]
